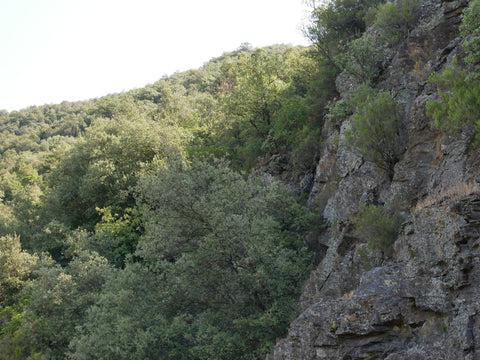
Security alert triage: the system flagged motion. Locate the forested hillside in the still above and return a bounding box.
[0,43,329,359]
[1,0,479,358]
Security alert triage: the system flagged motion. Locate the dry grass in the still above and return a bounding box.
[412,180,479,214]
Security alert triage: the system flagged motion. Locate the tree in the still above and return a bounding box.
[306,0,382,69]
[24,250,112,360]
[0,235,42,360]
[45,114,183,231]
[425,0,480,146]
[218,46,324,170]
[92,206,143,268]
[352,203,402,257]
[0,235,38,308]
[223,49,290,137]
[70,157,320,359]
[68,263,170,360]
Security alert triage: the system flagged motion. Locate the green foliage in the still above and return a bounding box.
[0,235,38,308]
[425,0,480,146]
[304,59,340,121]
[364,5,379,28]
[342,33,385,83]
[93,207,143,268]
[24,251,112,359]
[329,98,352,123]
[373,0,420,44]
[219,46,317,170]
[460,0,480,68]
[306,0,382,68]
[69,157,319,359]
[345,89,403,176]
[46,114,184,230]
[291,124,323,171]
[352,203,402,256]
[68,263,167,360]
[0,236,44,359]
[328,82,377,123]
[0,150,49,244]
[348,83,379,109]
[308,0,418,86]
[0,300,44,360]
[0,43,334,359]
[263,96,308,153]
[223,49,289,135]
[426,61,480,145]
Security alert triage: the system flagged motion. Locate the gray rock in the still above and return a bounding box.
[268,0,480,358]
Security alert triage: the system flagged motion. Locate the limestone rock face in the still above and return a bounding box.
[268,0,480,358]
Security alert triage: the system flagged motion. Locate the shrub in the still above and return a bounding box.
[425,0,480,146]
[460,0,480,68]
[329,98,353,123]
[348,83,379,110]
[426,61,480,145]
[262,96,308,155]
[408,40,435,80]
[292,124,323,171]
[345,90,402,177]
[364,5,379,28]
[328,84,377,122]
[306,0,382,68]
[343,33,385,83]
[352,203,402,256]
[374,0,421,44]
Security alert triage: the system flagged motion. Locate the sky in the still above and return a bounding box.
[0,0,311,112]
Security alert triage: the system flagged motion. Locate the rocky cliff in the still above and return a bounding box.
[268,0,480,358]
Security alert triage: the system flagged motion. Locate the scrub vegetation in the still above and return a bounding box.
[0,0,475,358]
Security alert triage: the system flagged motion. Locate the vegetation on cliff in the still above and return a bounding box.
[0,0,478,358]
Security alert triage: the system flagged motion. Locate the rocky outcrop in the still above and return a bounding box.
[268,0,480,358]
[270,193,480,359]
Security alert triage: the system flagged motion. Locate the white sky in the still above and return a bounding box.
[0,0,310,111]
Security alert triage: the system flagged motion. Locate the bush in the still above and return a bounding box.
[352,203,402,256]
[460,0,480,68]
[262,96,309,155]
[292,124,323,171]
[0,300,44,360]
[425,0,480,146]
[306,0,382,67]
[345,90,402,177]
[343,34,385,83]
[329,98,353,123]
[374,0,421,44]
[328,84,377,122]
[426,61,480,145]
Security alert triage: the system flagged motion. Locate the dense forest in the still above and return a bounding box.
[1,0,479,358]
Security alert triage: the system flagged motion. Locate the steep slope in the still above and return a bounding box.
[268,0,480,358]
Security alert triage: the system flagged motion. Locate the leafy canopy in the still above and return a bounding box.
[68,157,320,360]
